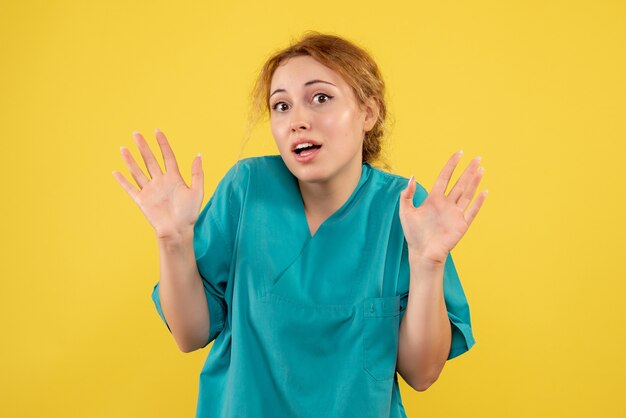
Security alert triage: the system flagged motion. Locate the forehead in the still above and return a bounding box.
[270,55,344,90]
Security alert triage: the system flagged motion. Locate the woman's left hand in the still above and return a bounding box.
[399,150,488,265]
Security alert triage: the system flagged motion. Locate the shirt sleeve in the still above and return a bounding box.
[398,180,476,360]
[151,161,246,347]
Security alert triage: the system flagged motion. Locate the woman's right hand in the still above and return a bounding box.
[112,129,204,240]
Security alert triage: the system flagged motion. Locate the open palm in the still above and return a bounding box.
[399,151,487,264]
[112,130,204,239]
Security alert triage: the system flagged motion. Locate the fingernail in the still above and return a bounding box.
[197,152,202,159]
[475,155,482,162]
[458,150,464,155]
[132,131,139,136]
[407,175,414,187]
[155,128,161,134]
[120,146,126,151]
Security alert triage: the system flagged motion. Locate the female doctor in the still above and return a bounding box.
[113,32,487,418]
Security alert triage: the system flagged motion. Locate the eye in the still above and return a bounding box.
[270,93,334,113]
[313,93,333,104]
[271,101,289,112]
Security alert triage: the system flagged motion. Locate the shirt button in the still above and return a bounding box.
[370,303,374,313]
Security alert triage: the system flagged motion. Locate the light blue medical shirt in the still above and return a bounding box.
[151,155,475,417]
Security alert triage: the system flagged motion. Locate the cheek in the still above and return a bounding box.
[320,108,353,132]
[320,108,362,143]
[270,121,286,146]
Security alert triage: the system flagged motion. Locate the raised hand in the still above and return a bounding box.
[399,150,487,265]
[112,129,204,239]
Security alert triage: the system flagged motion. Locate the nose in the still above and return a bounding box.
[289,104,311,132]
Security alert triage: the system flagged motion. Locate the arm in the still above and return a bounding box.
[396,253,451,391]
[157,229,211,353]
[113,129,211,352]
[397,151,486,390]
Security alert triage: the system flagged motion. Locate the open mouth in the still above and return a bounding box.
[293,144,322,155]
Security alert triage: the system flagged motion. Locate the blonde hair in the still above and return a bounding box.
[241,31,392,171]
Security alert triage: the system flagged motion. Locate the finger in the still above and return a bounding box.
[431,150,463,196]
[449,156,481,203]
[120,145,150,189]
[190,153,204,193]
[155,129,181,175]
[133,131,164,179]
[112,170,140,201]
[465,190,488,227]
[399,175,416,216]
[457,166,484,211]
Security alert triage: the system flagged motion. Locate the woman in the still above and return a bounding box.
[113,32,486,418]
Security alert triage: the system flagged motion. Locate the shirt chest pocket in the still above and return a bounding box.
[362,295,402,381]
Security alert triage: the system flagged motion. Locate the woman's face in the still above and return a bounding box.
[269,55,377,184]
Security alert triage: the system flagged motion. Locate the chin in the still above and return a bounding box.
[284,161,329,184]
[293,169,327,184]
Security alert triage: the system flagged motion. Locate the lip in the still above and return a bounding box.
[291,138,322,152]
[293,145,322,163]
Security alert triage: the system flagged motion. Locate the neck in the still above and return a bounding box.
[298,158,363,224]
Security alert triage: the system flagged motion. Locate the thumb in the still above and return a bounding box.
[191,152,204,193]
[399,175,415,213]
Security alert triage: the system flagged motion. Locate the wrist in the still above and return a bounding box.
[156,227,195,244]
[407,250,446,289]
[408,248,446,269]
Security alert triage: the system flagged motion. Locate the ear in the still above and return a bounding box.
[362,98,380,133]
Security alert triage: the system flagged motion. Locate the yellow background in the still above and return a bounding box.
[1,0,624,416]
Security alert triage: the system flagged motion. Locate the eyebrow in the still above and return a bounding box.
[269,80,337,99]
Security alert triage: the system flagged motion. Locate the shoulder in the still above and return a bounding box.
[232,154,284,169]
[215,155,283,189]
[224,155,286,182]
[211,155,297,207]
[366,164,429,207]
